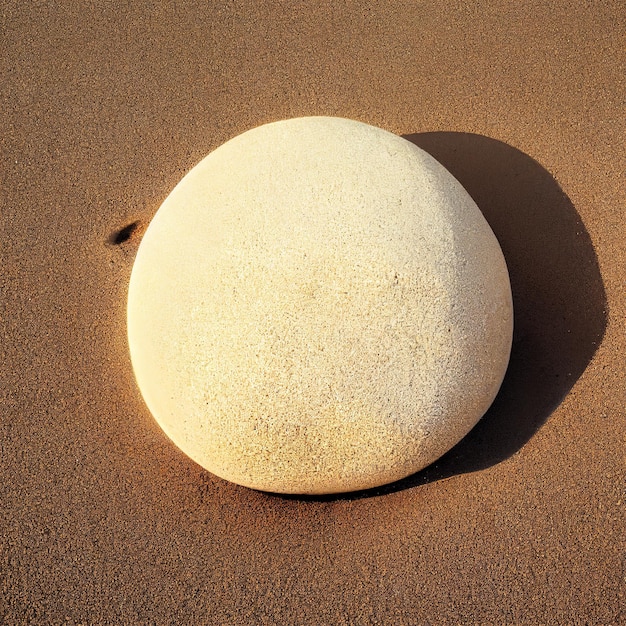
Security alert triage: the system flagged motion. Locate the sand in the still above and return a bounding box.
[2,1,624,623]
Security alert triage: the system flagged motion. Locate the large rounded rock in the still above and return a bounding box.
[127,117,513,494]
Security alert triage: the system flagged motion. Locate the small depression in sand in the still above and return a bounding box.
[127,117,513,495]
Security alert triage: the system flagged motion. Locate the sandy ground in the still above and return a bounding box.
[2,1,624,624]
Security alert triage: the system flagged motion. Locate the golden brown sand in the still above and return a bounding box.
[2,2,624,623]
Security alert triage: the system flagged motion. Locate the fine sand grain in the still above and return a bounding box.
[2,2,624,623]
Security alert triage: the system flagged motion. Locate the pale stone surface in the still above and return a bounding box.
[127,117,513,494]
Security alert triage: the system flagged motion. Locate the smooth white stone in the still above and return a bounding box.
[127,117,513,494]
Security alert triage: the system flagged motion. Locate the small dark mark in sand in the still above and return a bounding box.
[110,221,142,245]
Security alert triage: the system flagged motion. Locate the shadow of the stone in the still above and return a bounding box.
[277,131,607,502]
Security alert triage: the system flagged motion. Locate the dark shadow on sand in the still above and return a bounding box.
[277,132,607,502]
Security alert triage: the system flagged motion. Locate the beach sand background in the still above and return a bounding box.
[2,1,624,623]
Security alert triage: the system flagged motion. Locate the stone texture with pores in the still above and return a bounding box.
[127,117,513,494]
